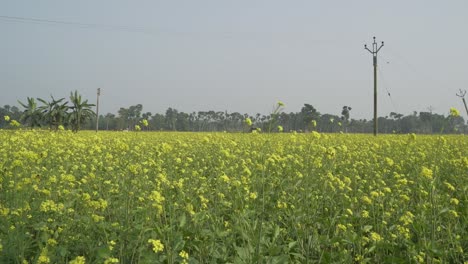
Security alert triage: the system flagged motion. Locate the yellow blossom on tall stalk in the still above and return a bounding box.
[179,250,189,264]
[361,210,370,218]
[337,224,347,232]
[361,195,372,205]
[69,256,86,264]
[0,129,467,262]
[400,211,415,226]
[148,239,164,253]
[244,117,252,127]
[449,107,460,117]
[370,232,383,242]
[421,166,433,180]
[450,198,459,205]
[449,210,459,218]
[103,257,119,264]
[10,120,21,127]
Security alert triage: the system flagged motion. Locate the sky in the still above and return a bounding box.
[1,0,468,119]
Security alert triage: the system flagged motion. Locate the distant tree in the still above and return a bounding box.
[116,104,144,130]
[176,112,190,131]
[105,113,116,130]
[150,113,166,130]
[419,112,433,133]
[37,96,69,130]
[341,106,352,122]
[300,104,320,131]
[341,106,352,132]
[142,112,152,120]
[389,112,404,120]
[319,114,340,133]
[117,107,130,129]
[18,97,42,128]
[69,91,95,132]
[128,104,143,128]
[400,115,419,133]
[165,108,178,130]
[142,112,152,130]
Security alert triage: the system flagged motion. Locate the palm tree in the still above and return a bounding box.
[341,106,352,132]
[18,97,42,128]
[69,90,95,132]
[37,96,69,130]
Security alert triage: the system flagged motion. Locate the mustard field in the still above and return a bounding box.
[0,131,467,263]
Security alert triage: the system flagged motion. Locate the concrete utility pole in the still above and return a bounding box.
[364,37,384,136]
[96,88,101,132]
[456,89,468,117]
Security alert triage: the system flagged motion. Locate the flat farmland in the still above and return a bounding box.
[0,131,466,263]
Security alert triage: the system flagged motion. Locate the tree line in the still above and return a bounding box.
[1,91,95,132]
[1,98,466,134]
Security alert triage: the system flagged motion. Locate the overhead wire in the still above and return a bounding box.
[377,54,399,114]
[0,15,167,36]
[0,14,349,42]
[0,15,266,39]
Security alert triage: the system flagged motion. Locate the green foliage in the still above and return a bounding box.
[0,131,466,263]
[18,97,42,128]
[37,96,69,130]
[69,90,95,132]
[15,92,95,132]
[300,104,321,132]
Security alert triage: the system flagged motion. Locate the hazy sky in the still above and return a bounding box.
[2,0,467,119]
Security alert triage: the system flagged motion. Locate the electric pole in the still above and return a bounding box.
[456,89,468,117]
[96,88,101,132]
[364,36,384,136]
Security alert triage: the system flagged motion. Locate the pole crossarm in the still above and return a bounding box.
[456,89,468,118]
[456,89,466,98]
[364,36,384,54]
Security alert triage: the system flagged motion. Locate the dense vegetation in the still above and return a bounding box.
[0,131,466,263]
[1,91,95,132]
[1,101,466,134]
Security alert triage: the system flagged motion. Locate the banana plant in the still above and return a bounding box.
[18,97,42,128]
[69,90,95,132]
[37,96,70,130]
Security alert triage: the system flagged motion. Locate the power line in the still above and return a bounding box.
[0,15,150,31]
[377,63,399,114]
[0,14,353,41]
[0,14,258,41]
[0,14,258,39]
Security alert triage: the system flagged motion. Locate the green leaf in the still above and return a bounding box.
[179,213,187,228]
[96,247,111,259]
[288,241,298,250]
[235,246,251,261]
[273,225,280,241]
[366,245,376,254]
[362,225,373,233]
[270,255,289,264]
[438,208,449,215]
[57,246,68,257]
